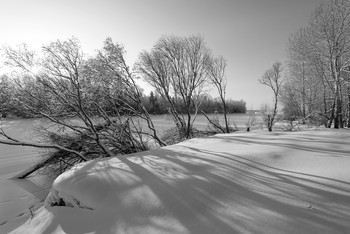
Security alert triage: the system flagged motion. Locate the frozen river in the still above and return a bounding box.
[0,119,53,233]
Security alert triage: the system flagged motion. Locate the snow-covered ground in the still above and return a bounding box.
[0,119,54,233]
[8,128,350,234]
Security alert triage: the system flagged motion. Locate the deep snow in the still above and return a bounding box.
[9,129,350,234]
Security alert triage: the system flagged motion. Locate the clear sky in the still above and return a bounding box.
[0,0,323,109]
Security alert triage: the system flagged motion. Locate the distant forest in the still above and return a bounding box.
[142,91,246,115]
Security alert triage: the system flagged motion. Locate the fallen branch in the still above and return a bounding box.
[14,153,57,179]
[0,138,87,161]
[200,110,226,133]
[0,128,87,178]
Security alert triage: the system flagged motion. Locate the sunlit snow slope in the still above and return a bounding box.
[11,129,350,234]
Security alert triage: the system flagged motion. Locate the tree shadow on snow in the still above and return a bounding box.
[39,133,350,234]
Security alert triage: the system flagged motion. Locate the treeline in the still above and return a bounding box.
[142,91,246,115]
[282,0,350,128]
[198,96,246,114]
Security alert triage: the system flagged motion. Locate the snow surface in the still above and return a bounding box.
[10,129,350,234]
[0,119,53,233]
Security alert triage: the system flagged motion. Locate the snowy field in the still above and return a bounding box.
[7,128,350,234]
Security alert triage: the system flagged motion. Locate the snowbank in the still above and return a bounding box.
[10,129,350,234]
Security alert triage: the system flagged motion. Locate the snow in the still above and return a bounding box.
[0,119,53,234]
[9,129,350,234]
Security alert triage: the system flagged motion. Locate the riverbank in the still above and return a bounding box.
[10,128,350,234]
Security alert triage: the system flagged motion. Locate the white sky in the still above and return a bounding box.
[0,0,323,109]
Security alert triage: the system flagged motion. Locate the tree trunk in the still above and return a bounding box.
[221,97,230,133]
[269,94,279,132]
[268,115,272,132]
[334,91,343,128]
[332,58,344,129]
[15,154,57,179]
[336,97,343,128]
[339,82,343,128]
[301,62,306,124]
[347,85,350,127]
[200,110,226,133]
[185,103,192,139]
[327,99,336,128]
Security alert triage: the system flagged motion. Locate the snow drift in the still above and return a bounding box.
[10,129,350,234]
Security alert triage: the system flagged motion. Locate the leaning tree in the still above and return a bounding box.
[0,37,165,178]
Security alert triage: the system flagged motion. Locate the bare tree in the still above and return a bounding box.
[283,0,350,128]
[136,35,211,139]
[1,37,165,178]
[287,28,310,123]
[259,62,284,131]
[205,56,230,133]
[285,27,326,125]
[95,38,166,147]
[309,0,350,128]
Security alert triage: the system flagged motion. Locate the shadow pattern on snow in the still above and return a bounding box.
[35,130,350,234]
